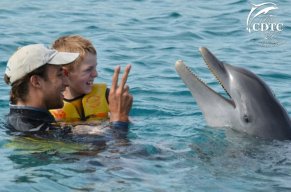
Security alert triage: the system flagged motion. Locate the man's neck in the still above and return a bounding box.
[16,100,47,110]
[17,89,47,110]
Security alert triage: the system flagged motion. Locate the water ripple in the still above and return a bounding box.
[1,0,291,191]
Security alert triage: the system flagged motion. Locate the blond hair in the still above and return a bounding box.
[52,35,96,71]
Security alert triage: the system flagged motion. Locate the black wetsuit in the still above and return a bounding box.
[6,104,128,142]
[6,105,72,139]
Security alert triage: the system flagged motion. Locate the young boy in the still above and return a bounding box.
[50,35,132,128]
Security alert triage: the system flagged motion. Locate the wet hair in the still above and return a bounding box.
[4,64,49,104]
[52,35,97,71]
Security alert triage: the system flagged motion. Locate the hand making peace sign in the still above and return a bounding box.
[109,64,133,122]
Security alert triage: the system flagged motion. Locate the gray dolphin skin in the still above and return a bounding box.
[175,47,291,140]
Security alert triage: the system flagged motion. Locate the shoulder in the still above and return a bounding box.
[91,83,110,101]
[7,106,55,133]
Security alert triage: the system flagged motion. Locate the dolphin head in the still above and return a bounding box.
[175,47,291,139]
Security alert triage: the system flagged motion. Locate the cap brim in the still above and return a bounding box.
[48,52,79,65]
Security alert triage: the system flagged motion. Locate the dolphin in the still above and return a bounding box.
[175,47,291,140]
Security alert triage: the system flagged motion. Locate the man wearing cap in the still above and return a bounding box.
[4,44,133,137]
[4,44,79,135]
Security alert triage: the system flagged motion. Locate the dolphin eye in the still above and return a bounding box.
[243,114,250,123]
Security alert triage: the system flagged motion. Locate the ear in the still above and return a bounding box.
[30,75,42,88]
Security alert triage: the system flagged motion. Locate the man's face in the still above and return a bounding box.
[67,52,97,98]
[42,65,68,109]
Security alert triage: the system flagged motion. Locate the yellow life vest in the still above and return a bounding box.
[50,83,109,123]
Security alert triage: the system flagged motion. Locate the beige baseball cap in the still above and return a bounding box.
[5,44,79,84]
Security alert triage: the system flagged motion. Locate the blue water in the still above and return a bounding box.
[1,0,291,191]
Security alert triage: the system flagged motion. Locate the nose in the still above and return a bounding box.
[92,68,98,78]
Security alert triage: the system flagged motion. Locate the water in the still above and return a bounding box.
[1,0,291,191]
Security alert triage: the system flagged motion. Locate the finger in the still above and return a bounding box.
[119,64,131,90]
[111,66,121,91]
[124,85,129,92]
[128,94,133,108]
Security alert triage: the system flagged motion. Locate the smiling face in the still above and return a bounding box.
[51,35,97,99]
[42,65,68,109]
[64,52,98,99]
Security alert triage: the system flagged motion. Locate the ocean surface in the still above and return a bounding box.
[0,0,291,191]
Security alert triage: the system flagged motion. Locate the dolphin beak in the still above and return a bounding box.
[199,47,227,80]
[199,47,230,97]
[175,47,235,108]
[175,51,235,126]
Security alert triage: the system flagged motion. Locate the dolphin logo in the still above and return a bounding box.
[175,48,291,140]
[246,2,278,32]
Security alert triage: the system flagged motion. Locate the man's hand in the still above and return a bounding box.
[109,64,133,122]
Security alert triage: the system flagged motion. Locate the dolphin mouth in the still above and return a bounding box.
[175,48,235,107]
[199,47,231,98]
